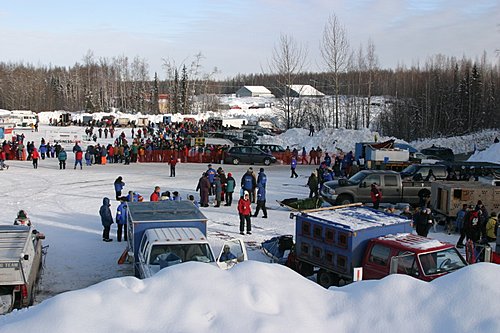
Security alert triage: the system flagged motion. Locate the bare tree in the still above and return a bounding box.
[321,13,349,128]
[365,38,379,128]
[268,33,307,129]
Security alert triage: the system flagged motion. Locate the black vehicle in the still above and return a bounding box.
[206,132,246,146]
[420,146,454,162]
[251,144,285,153]
[224,146,277,166]
[242,131,259,145]
[400,164,448,180]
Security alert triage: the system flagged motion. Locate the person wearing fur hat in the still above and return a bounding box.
[238,191,252,235]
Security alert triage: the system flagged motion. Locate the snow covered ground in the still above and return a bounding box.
[0,124,499,332]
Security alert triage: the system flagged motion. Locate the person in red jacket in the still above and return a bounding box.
[370,183,382,209]
[31,147,40,169]
[169,155,177,177]
[74,150,83,169]
[150,186,161,201]
[238,191,252,235]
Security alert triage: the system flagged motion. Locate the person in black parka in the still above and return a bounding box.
[99,197,114,242]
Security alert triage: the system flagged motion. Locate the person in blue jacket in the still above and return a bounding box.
[99,197,113,242]
[225,172,236,206]
[115,198,128,242]
[253,168,268,218]
[39,142,47,160]
[114,176,125,200]
[241,168,256,202]
[290,157,298,178]
[206,164,216,195]
[324,152,332,168]
[219,244,237,262]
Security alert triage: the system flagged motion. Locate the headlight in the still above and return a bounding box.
[323,186,335,195]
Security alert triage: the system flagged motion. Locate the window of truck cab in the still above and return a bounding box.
[363,175,381,187]
[368,244,391,266]
[418,248,467,276]
[384,175,398,187]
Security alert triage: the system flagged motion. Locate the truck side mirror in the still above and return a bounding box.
[360,182,366,188]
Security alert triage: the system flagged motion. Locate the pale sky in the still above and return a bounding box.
[0,0,498,79]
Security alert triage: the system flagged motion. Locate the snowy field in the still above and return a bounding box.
[0,124,499,332]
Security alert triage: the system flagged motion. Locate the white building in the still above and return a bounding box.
[287,85,325,97]
[235,86,274,98]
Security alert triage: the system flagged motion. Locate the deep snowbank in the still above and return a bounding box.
[1,262,499,333]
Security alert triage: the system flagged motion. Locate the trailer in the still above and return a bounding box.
[431,181,500,220]
[9,110,38,129]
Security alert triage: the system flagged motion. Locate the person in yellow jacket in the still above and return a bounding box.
[485,212,497,242]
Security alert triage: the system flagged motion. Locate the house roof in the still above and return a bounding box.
[288,84,325,96]
[238,86,272,94]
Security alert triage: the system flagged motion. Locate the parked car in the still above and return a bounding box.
[224,146,277,165]
[420,146,454,162]
[400,163,448,180]
[251,144,286,153]
[206,132,246,146]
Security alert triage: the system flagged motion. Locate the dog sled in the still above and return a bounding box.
[277,197,325,211]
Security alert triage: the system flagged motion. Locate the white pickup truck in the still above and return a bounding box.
[0,225,46,314]
[126,201,247,279]
[137,227,247,278]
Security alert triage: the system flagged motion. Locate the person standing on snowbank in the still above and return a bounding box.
[99,197,113,242]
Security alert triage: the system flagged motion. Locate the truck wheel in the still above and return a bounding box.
[317,269,338,288]
[263,158,271,166]
[134,266,140,279]
[232,158,240,165]
[298,261,314,277]
[336,194,353,206]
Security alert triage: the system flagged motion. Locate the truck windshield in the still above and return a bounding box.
[347,172,366,185]
[418,248,467,276]
[150,244,215,266]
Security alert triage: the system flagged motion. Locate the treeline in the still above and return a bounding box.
[220,55,500,141]
[0,53,498,141]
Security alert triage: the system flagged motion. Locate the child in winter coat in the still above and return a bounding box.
[238,191,252,235]
[115,199,128,242]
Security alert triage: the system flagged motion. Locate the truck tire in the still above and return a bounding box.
[263,158,271,166]
[336,194,353,206]
[317,269,338,288]
[232,158,240,165]
[134,266,140,279]
[298,261,314,277]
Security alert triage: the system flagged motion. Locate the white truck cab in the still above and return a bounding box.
[136,227,247,278]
